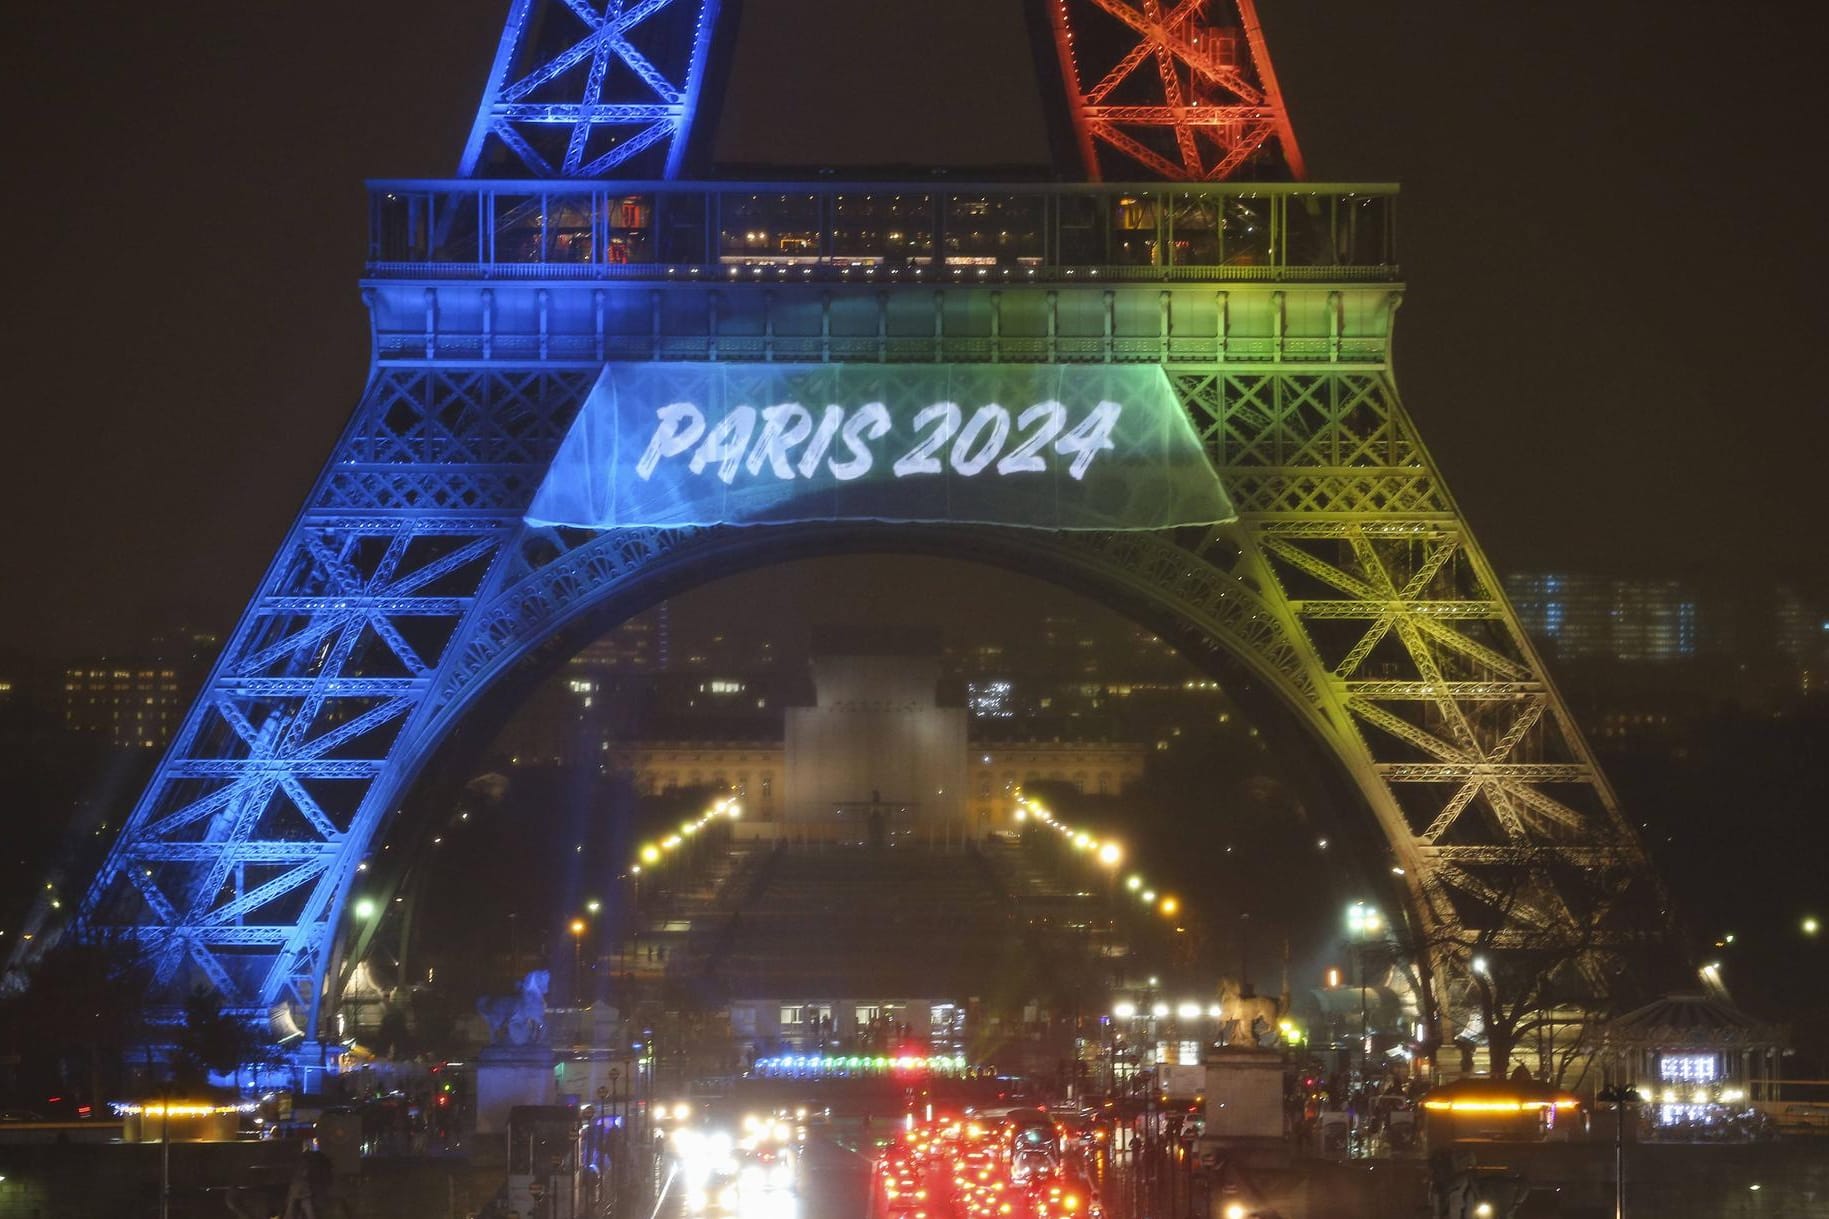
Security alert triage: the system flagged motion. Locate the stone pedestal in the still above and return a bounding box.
[1203,1046,1287,1145]
[475,1046,556,1134]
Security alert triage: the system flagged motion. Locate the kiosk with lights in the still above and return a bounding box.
[1599,994,1784,1135]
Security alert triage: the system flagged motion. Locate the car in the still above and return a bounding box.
[739,1142,797,1194]
[1010,1146,1061,1186]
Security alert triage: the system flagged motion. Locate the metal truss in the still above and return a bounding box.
[1046,0,1306,181]
[78,368,598,1025]
[459,0,721,179]
[62,0,1650,1051]
[1175,369,1659,1008]
[77,331,1656,1039]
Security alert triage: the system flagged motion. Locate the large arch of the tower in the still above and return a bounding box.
[77,179,1661,1043]
[68,1,1665,1049]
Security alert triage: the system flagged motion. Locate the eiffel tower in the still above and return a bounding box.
[75,0,1660,1044]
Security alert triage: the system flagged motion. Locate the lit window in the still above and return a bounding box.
[1657,1054,1720,1083]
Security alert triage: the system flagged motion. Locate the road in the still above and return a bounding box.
[647,1115,1179,1219]
[652,1129,874,1219]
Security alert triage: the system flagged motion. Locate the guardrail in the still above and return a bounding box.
[368,179,1399,281]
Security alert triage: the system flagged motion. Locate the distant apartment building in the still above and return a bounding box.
[62,661,185,748]
[1504,573,1699,663]
[1773,585,1829,694]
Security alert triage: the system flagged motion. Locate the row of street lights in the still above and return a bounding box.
[1014,793,1183,922]
[339,795,750,1005]
[631,796,743,875]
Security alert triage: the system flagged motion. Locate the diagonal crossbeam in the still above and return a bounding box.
[1082,0,1262,101]
[466,0,709,179]
[1053,0,1298,180]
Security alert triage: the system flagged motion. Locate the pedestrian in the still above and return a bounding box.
[283,1137,334,1219]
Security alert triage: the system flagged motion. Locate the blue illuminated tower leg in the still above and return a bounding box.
[460,0,725,179]
[78,366,600,1031]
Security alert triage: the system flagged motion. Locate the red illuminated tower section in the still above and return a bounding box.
[1047,0,1306,181]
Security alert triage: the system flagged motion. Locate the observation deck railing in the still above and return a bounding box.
[367,180,1398,283]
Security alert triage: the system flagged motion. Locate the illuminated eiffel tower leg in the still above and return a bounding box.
[80,367,601,1027]
[1184,360,1657,1015]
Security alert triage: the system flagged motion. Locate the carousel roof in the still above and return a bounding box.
[1604,994,1780,1049]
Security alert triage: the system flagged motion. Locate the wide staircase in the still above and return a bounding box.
[682,842,1019,996]
[651,834,1128,1003]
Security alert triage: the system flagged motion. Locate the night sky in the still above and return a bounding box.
[5,0,1828,654]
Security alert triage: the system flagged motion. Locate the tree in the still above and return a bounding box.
[0,936,150,1109]
[1393,853,1665,1081]
[174,986,255,1089]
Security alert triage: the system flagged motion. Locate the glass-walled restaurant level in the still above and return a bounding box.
[369,182,1397,280]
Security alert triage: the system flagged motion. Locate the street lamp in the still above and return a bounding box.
[353,898,377,921]
[1346,902,1383,1096]
[570,918,588,1002]
[1596,1083,1643,1219]
[1804,916,1820,937]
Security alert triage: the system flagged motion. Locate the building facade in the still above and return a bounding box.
[784,653,969,832]
[728,996,964,1057]
[607,742,785,819]
[61,661,186,749]
[968,742,1148,828]
[1504,573,1699,663]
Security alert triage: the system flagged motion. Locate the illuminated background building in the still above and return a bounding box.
[1503,572,1699,663]
[61,660,186,750]
[492,637,1146,832]
[782,643,967,834]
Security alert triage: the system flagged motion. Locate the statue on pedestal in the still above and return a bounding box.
[477,969,550,1047]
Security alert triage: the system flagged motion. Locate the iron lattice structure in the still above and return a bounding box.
[1046,0,1306,181]
[70,0,1659,1042]
[460,0,722,179]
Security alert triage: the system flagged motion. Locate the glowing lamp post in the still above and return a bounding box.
[570,917,588,1001]
[1346,902,1383,1093]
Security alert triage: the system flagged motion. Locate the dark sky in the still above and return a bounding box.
[4,0,1827,655]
